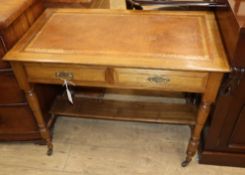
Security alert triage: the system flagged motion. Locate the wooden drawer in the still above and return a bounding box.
[114,68,208,93]
[25,63,108,86]
[0,70,26,104]
[25,63,208,92]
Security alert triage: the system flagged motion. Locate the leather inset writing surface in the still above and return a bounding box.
[26,12,208,61]
[3,9,230,72]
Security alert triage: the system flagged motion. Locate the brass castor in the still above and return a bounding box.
[181,160,191,167]
[47,148,53,156]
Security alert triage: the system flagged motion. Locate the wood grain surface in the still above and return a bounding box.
[4,9,230,72]
[3,8,230,165]
[0,0,38,28]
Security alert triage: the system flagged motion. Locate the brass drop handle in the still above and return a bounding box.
[55,71,73,80]
[147,76,170,84]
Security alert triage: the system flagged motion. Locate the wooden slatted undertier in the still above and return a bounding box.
[50,94,197,125]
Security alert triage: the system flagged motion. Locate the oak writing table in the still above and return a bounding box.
[3,9,230,166]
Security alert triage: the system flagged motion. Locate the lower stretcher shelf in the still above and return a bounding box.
[50,94,197,125]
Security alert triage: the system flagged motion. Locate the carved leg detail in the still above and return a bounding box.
[26,89,53,155]
[182,137,200,167]
[10,63,54,155]
[183,102,211,167]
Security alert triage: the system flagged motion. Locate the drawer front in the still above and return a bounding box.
[25,63,108,86]
[0,105,37,133]
[114,68,208,92]
[0,70,26,104]
[25,63,208,92]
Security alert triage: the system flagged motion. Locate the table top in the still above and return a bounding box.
[4,9,230,72]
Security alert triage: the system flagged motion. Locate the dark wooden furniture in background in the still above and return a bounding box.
[199,0,245,167]
[0,0,60,142]
[0,0,45,141]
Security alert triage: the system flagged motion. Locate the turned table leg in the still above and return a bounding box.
[182,73,224,167]
[182,102,211,167]
[25,88,53,155]
[11,63,53,155]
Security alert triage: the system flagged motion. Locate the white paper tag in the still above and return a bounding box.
[64,80,73,104]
